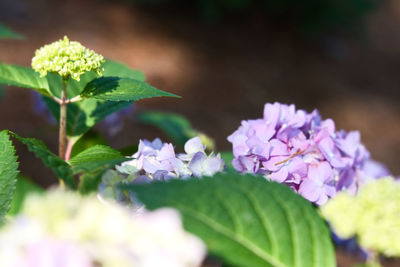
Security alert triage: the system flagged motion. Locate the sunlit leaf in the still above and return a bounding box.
[0,63,51,96]
[124,173,336,267]
[81,76,179,102]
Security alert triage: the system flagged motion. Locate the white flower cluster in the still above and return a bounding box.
[0,190,206,267]
[32,36,105,81]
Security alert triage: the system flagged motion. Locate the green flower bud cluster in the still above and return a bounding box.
[322,177,400,257]
[31,36,105,81]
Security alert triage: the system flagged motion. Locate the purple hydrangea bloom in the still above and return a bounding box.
[99,137,225,205]
[228,102,390,205]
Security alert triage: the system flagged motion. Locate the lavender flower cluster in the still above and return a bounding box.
[99,137,225,204]
[228,102,389,205]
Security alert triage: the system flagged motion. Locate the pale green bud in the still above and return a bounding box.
[321,177,400,257]
[31,36,105,81]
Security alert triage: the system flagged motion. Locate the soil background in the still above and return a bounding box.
[0,0,400,266]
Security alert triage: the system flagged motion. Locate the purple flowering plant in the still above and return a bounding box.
[0,36,395,267]
[228,102,388,205]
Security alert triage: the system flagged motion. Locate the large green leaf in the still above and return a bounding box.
[138,111,197,148]
[81,76,179,101]
[0,63,51,96]
[69,145,128,174]
[43,60,145,140]
[42,96,131,140]
[0,24,23,39]
[0,130,19,221]
[10,132,75,189]
[102,60,145,81]
[124,173,336,267]
[47,59,146,98]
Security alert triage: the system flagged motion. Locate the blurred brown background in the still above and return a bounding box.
[0,0,399,189]
[1,1,400,266]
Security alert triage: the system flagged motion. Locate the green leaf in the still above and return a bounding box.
[0,24,24,39]
[78,171,105,195]
[102,60,145,82]
[10,132,75,189]
[138,111,197,148]
[8,176,43,216]
[70,144,129,194]
[47,71,97,99]
[70,129,108,158]
[124,173,336,267]
[0,63,51,96]
[119,145,138,157]
[69,145,128,174]
[0,130,19,221]
[47,59,146,99]
[81,76,179,102]
[42,96,131,140]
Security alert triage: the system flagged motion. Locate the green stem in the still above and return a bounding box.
[59,80,67,160]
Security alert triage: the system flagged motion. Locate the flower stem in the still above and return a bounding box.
[59,80,68,160]
[65,139,74,161]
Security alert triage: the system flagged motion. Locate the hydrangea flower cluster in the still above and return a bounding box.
[32,36,105,81]
[99,136,225,204]
[322,177,400,257]
[0,190,206,267]
[228,102,389,205]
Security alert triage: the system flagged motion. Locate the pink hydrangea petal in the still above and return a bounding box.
[335,131,360,158]
[308,161,332,182]
[270,167,288,183]
[287,157,307,178]
[315,193,328,205]
[269,139,289,156]
[253,123,275,142]
[288,110,307,128]
[263,102,280,128]
[289,132,310,152]
[262,156,287,172]
[298,179,321,202]
[321,119,335,135]
[323,184,336,198]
